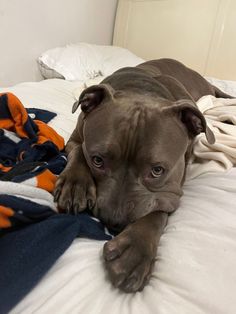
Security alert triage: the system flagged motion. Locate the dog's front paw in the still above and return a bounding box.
[103,225,156,292]
[53,168,96,214]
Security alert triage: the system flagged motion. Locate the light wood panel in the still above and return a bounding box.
[114,0,236,80]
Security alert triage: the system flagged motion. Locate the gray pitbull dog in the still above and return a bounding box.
[54,58,231,292]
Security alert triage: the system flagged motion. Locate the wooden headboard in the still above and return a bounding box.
[113,0,236,80]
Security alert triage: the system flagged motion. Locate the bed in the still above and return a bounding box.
[1,1,236,313]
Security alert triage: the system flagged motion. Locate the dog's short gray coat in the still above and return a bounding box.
[54,58,231,292]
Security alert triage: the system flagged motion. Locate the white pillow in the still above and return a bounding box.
[37,59,65,79]
[38,43,144,81]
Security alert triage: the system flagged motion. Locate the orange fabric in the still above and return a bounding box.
[37,169,57,192]
[0,92,64,151]
[0,118,15,130]
[0,164,12,172]
[35,120,64,150]
[0,206,14,228]
[0,93,29,138]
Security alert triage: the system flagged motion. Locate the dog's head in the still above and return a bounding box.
[73,84,214,231]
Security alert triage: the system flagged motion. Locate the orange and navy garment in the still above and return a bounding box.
[0,93,115,314]
[0,92,66,230]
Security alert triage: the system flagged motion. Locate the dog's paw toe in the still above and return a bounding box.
[103,230,154,292]
[53,170,96,214]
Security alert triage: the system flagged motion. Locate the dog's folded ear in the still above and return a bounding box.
[72,84,114,114]
[171,99,215,144]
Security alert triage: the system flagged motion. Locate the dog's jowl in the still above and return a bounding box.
[54,58,232,292]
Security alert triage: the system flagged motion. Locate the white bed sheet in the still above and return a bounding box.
[1,78,235,314]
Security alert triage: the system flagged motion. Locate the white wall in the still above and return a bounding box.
[0,0,118,86]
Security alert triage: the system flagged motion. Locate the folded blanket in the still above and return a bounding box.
[187,96,236,179]
[0,93,111,313]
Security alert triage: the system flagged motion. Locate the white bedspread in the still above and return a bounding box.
[0,78,235,314]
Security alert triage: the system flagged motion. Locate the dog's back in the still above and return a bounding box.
[103,58,232,102]
[137,58,232,101]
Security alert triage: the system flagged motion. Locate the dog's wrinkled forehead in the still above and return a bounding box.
[83,97,188,165]
[76,83,214,150]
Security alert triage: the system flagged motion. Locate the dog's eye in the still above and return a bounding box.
[92,155,104,168]
[151,166,164,178]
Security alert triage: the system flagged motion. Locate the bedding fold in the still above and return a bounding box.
[186,95,236,179]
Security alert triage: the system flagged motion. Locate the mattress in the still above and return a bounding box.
[1,78,236,314]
